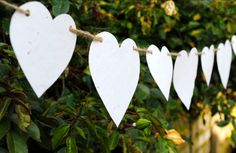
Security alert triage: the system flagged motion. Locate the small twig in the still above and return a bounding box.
[126,110,139,115]
[69,26,103,42]
[0,0,30,16]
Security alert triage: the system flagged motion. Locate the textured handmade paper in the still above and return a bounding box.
[173,48,199,110]
[146,45,173,100]
[10,1,77,97]
[201,45,214,86]
[217,41,232,89]
[89,32,140,127]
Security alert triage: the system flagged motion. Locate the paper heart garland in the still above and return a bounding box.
[89,32,140,127]
[232,35,236,55]
[217,40,232,89]
[146,45,173,100]
[9,1,77,97]
[173,48,199,110]
[201,45,215,86]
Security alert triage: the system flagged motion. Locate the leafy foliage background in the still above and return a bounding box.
[0,0,236,153]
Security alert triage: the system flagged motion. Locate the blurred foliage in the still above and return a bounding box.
[0,0,236,153]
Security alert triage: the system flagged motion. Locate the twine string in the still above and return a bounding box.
[168,52,180,56]
[69,27,103,42]
[0,0,223,56]
[133,47,152,54]
[168,47,219,57]
[0,0,30,16]
[70,27,153,54]
[196,48,218,56]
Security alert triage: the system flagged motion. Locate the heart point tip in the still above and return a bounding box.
[185,105,191,111]
[114,121,121,128]
[183,103,191,111]
[35,91,44,98]
[112,118,122,127]
[164,95,169,102]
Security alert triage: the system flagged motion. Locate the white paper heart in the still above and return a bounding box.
[173,48,199,110]
[201,45,214,86]
[89,32,140,127]
[231,35,236,55]
[9,2,77,97]
[146,45,173,100]
[217,40,232,89]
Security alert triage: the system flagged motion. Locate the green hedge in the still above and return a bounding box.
[0,0,236,153]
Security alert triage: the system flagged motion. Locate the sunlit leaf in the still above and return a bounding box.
[108,131,119,151]
[15,104,31,132]
[66,136,78,153]
[52,124,70,150]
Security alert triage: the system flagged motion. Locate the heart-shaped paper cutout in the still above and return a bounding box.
[173,48,199,110]
[146,45,173,100]
[231,35,236,55]
[10,1,77,97]
[201,45,214,86]
[217,40,232,89]
[89,32,140,127]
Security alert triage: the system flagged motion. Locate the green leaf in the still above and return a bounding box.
[0,42,7,48]
[57,104,76,116]
[156,138,169,153]
[187,21,200,30]
[0,119,10,140]
[83,66,90,75]
[0,148,8,153]
[3,49,15,57]
[52,0,70,16]
[167,139,177,153]
[0,63,11,77]
[75,126,86,139]
[66,136,78,153]
[144,126,152,136]
[0,87,6,93]
[27,121,41,142]
[231,130,236,143]
[217,120,229,127]
[57,147,66,153]
[168,37,183,48]
[145,113,166,136]
[136,119,151,129]
[136,137,152,143]
[1,18,10,35]
[52,124,70,150]
[135,83,150,101]
[121,136,127,153]
[0,98,11,120]
[108,131,119,151]
[7,131,28,153]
